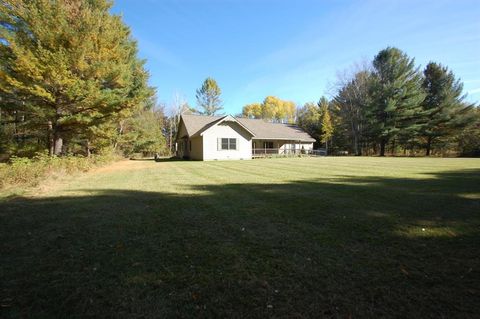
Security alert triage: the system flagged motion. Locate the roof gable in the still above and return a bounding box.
[180,114,223,137]
[192,115,255,137]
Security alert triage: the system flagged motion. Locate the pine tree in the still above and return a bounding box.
[456,107,480,156]
[420,62,474,155]
[195,77,223,115]
[0,0,153,156]
[369,47,426,156]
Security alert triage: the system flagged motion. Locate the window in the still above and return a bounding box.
[189,141,192,151]
[230,138,236,150]
[221,138,229,150]
[219,138,238,150]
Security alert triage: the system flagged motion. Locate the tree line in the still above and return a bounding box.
[1,1,478,159]
[242,48,479,157]
[329,47,478,156]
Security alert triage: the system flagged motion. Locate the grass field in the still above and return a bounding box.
[1,157,479,318]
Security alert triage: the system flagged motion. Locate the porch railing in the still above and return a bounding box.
[252,148,326,157]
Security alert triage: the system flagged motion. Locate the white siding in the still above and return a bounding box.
[202,121,252,160]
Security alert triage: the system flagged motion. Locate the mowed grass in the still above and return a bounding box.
[1,157,479,318]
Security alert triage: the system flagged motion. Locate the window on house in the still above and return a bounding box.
[189,141,192,151]
[264,141,274,149]
[229,138,236,150]
[219,138,238,150]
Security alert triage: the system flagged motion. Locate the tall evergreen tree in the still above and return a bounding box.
[0,0,152,156]
[420,62,473,155]
[369,47,426,156]
[195,77,223,115]
[456,107,480,156]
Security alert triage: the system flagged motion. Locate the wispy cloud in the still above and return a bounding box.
[235,0,480,107]
[136,36,184,70]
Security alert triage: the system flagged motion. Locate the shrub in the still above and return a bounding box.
[0,151,120,190]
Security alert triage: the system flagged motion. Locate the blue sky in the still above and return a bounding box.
[112,0,480,114]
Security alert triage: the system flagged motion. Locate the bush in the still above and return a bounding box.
[0,151,120,190]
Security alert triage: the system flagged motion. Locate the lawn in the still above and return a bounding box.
[1,157,479,318]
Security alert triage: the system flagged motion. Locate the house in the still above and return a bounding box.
[176,114,316,160]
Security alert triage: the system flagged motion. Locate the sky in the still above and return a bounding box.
[112,0,480,114]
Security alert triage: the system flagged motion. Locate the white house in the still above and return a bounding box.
[176,114,316,160]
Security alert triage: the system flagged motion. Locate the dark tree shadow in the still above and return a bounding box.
[0,169,479,318]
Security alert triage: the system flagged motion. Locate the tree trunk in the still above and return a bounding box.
[169,119,173,153]
[426,137,432,156]
[86,140,91,157]
[53,134,63,156]
[380,139,386,156]
[353,134,359,156]
[48,121,54,156]
[47,121,63,156]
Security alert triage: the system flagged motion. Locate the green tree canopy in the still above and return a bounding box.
[296,101,321,141]
[369,47,426,156]
[0,0,152,155]
[117,107,167,156]
[420,62,474,155]
[195,77,223,115]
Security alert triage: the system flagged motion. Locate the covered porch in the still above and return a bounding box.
[252,139,318,158]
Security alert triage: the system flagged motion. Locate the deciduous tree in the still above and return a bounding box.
[319,97,333,154]
[242,96,295,122]
[334,69,373,155]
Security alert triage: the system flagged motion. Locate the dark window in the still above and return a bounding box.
[264,141,274,149]
[229,138,236,150]
[221,138,229,150]
[220,138,237,150]
[189,141,192,151]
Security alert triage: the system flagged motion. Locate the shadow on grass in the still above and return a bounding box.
[0,169,479,318]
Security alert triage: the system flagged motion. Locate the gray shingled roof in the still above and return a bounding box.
[180,114,223,137]
[180,114,315,142]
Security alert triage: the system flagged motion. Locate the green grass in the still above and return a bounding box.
[1,157,479,318]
